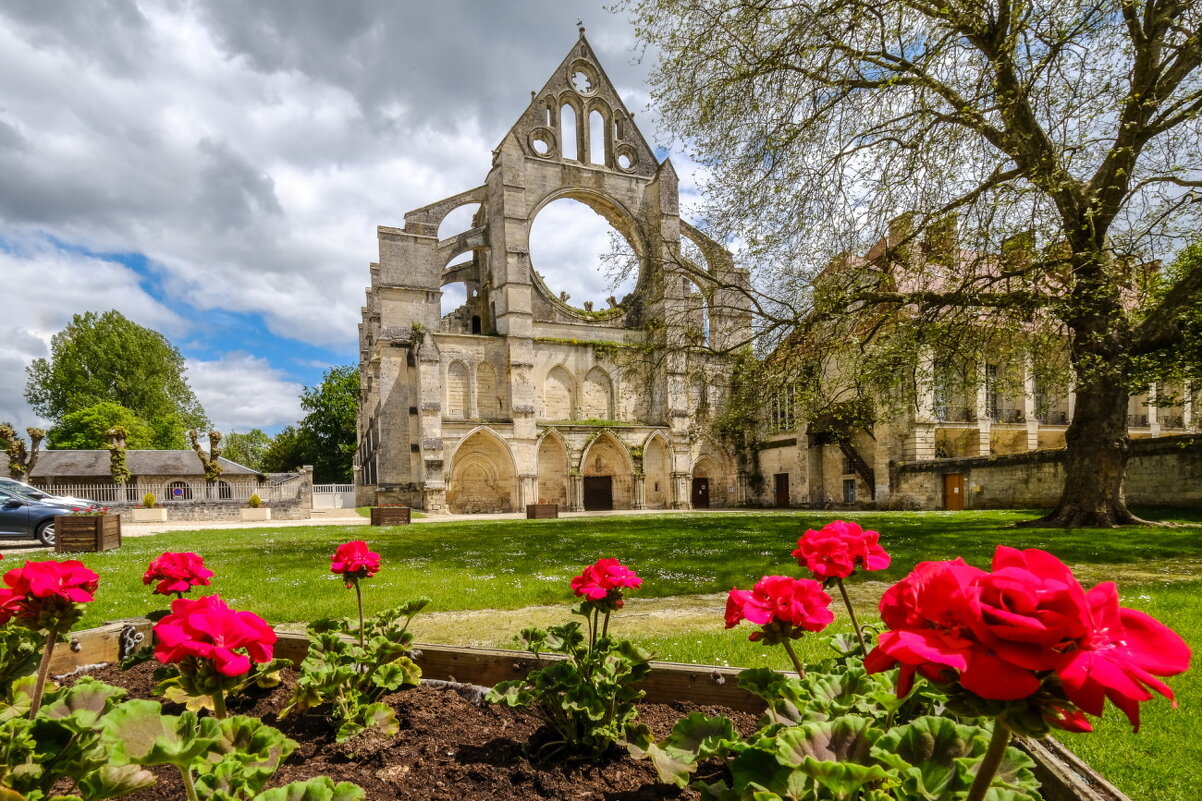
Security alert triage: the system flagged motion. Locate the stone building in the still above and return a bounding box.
[356,31,752,514]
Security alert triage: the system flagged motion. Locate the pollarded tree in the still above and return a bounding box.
[25,310,207,448]
[622,0,1202,526]
[0,424,44,480]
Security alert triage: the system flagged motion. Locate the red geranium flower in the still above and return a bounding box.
[330,541,381,586]
[154,594,277,677]
[143,552,215,596]
[0,559,99,627]
[793,520,891,579]
[570,558,643,604]
[725,575,834,641]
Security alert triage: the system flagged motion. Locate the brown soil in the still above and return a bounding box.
[62,661,759,800]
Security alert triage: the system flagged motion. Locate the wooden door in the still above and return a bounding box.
[692,477,710,508]
[583,476,613,511]
[943,473,966,511]
[773,473,790,508]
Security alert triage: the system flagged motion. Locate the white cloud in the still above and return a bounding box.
[0,239,185,427]
[186,353,304,432]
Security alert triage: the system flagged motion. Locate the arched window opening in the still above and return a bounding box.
[167,481,193,501]
[684,279,712,346]
[589,110,606,165]
[441,281,467,318]
[529,198,639,311]
[560,104,578,160]
[471,315,482,334]
[437,203,481,241]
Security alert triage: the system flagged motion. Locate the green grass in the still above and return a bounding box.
[9,508,1202,799]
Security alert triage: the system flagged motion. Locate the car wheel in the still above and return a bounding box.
[36,519,56,547]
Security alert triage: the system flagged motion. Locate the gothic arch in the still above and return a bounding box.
[642,431,672,510]
[446,360,470,418]
[692,439,736,509]
[543,365,577,420]
[447,427,518,513]
[536,428,570,508]
[582,366,614,420]
[580,430,634,509]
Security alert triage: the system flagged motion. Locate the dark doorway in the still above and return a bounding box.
[692,477,710,509]
[583,476,613,511]
[773,473,790,508]
[471,315,482,334]
[943,473,966,511]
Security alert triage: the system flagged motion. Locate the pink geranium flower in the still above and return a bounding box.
[725,575,834,641]
[570,558,643,604]
[793,520,891,579]
[143,552,215,596]
[154,594,277,677]
[330,541,381,587]
[0,559,99,627]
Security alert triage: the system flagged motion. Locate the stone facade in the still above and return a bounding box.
[356,31,751,514]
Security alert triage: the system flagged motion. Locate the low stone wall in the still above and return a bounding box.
[111,496,310,521]
[891,435,1202,509]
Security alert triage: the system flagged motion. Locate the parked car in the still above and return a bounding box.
[0,487,63,546]
[0,476,99,510]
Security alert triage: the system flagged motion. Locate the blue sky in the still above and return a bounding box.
[0,1,707,436]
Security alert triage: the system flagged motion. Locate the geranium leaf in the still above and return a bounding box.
[76,764,157,800]
[872,716,986,798]
[100,700,221,769]
[796,756,893,799]
[772,716,880,766]
[253,777,365,801]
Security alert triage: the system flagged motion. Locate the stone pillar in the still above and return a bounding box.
[902,422,936,461]
[1066,388,1076,421]
[915,347,937,423]
[671,471,690,509]
[1022,358,1039,451]
[518,474,537,507]
[1184,382,1194,430]
[570,474,584,512]
[1148,383,1161,436]
[632,474,646,509]
[974,370,992,456]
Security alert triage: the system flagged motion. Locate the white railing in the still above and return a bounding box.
[34,479,306,505]
[312,484,357,508]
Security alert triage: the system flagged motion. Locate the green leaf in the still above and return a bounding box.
[100,700,221,769]
[203,715,297,795]
[252,777,365,801]
[772,716,881,767]
[634,712,741,786]
[872,716,986,799]
[76,764,157,800]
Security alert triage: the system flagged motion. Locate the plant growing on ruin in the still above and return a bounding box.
[0,423,44,480]
[488,558,653,757]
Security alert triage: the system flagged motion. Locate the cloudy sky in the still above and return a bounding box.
[0,0,703,434]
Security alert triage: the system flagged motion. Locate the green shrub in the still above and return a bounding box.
[142,492,156,508]
[247,493,262,508]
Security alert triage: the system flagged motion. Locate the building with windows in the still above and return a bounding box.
[356,31,752,514]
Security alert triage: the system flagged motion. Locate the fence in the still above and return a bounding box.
[312,484,357,508]
[34,479,307,505]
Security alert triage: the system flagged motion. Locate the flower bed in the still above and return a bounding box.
[3,524,1185,801]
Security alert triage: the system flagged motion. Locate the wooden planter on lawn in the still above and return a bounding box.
[55,514,121,553]
[526,503,559,519]
[370,506,411,526]
[49,619,1131,801]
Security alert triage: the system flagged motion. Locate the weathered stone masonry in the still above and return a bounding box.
[356,31,752,514]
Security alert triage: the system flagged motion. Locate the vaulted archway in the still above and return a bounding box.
[580,431,633,509]
[536,430,570,508]
[643,433,672,509]
[447,429,518,513]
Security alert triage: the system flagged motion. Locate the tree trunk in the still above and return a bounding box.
[1027,338,1144,528]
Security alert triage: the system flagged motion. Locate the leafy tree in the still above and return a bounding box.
[48,401,155,450]
[299,366,359,483]
[222,429,273,472]
[622,0,1202,526]
[259,425,318,475]
[25,310,207,448]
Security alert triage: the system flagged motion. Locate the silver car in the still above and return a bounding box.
[0,477,99,511]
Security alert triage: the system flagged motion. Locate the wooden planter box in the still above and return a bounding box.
[370,506,411,525]
[131,507,168,523]
[240,507,272,521]
[55,514,121,553]
[49,619,1130,801]
[526,503,559,519]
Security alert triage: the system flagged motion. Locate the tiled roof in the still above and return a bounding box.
[0,450,262,478]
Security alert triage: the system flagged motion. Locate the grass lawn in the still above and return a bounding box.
[9,508,1201,800]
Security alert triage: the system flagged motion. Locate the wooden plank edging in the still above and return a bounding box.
[49,619,1131,801]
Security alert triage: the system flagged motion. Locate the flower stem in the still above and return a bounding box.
[353,580,365,649]
[601,610,611,640]
[966,720,1011,801]
[780,638,806,678]
[212,688,227,720]
[178,764,200,801]
[836,577,868,655]
[30,626,60,716]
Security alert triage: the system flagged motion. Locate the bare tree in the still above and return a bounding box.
[621,0,1202,526]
